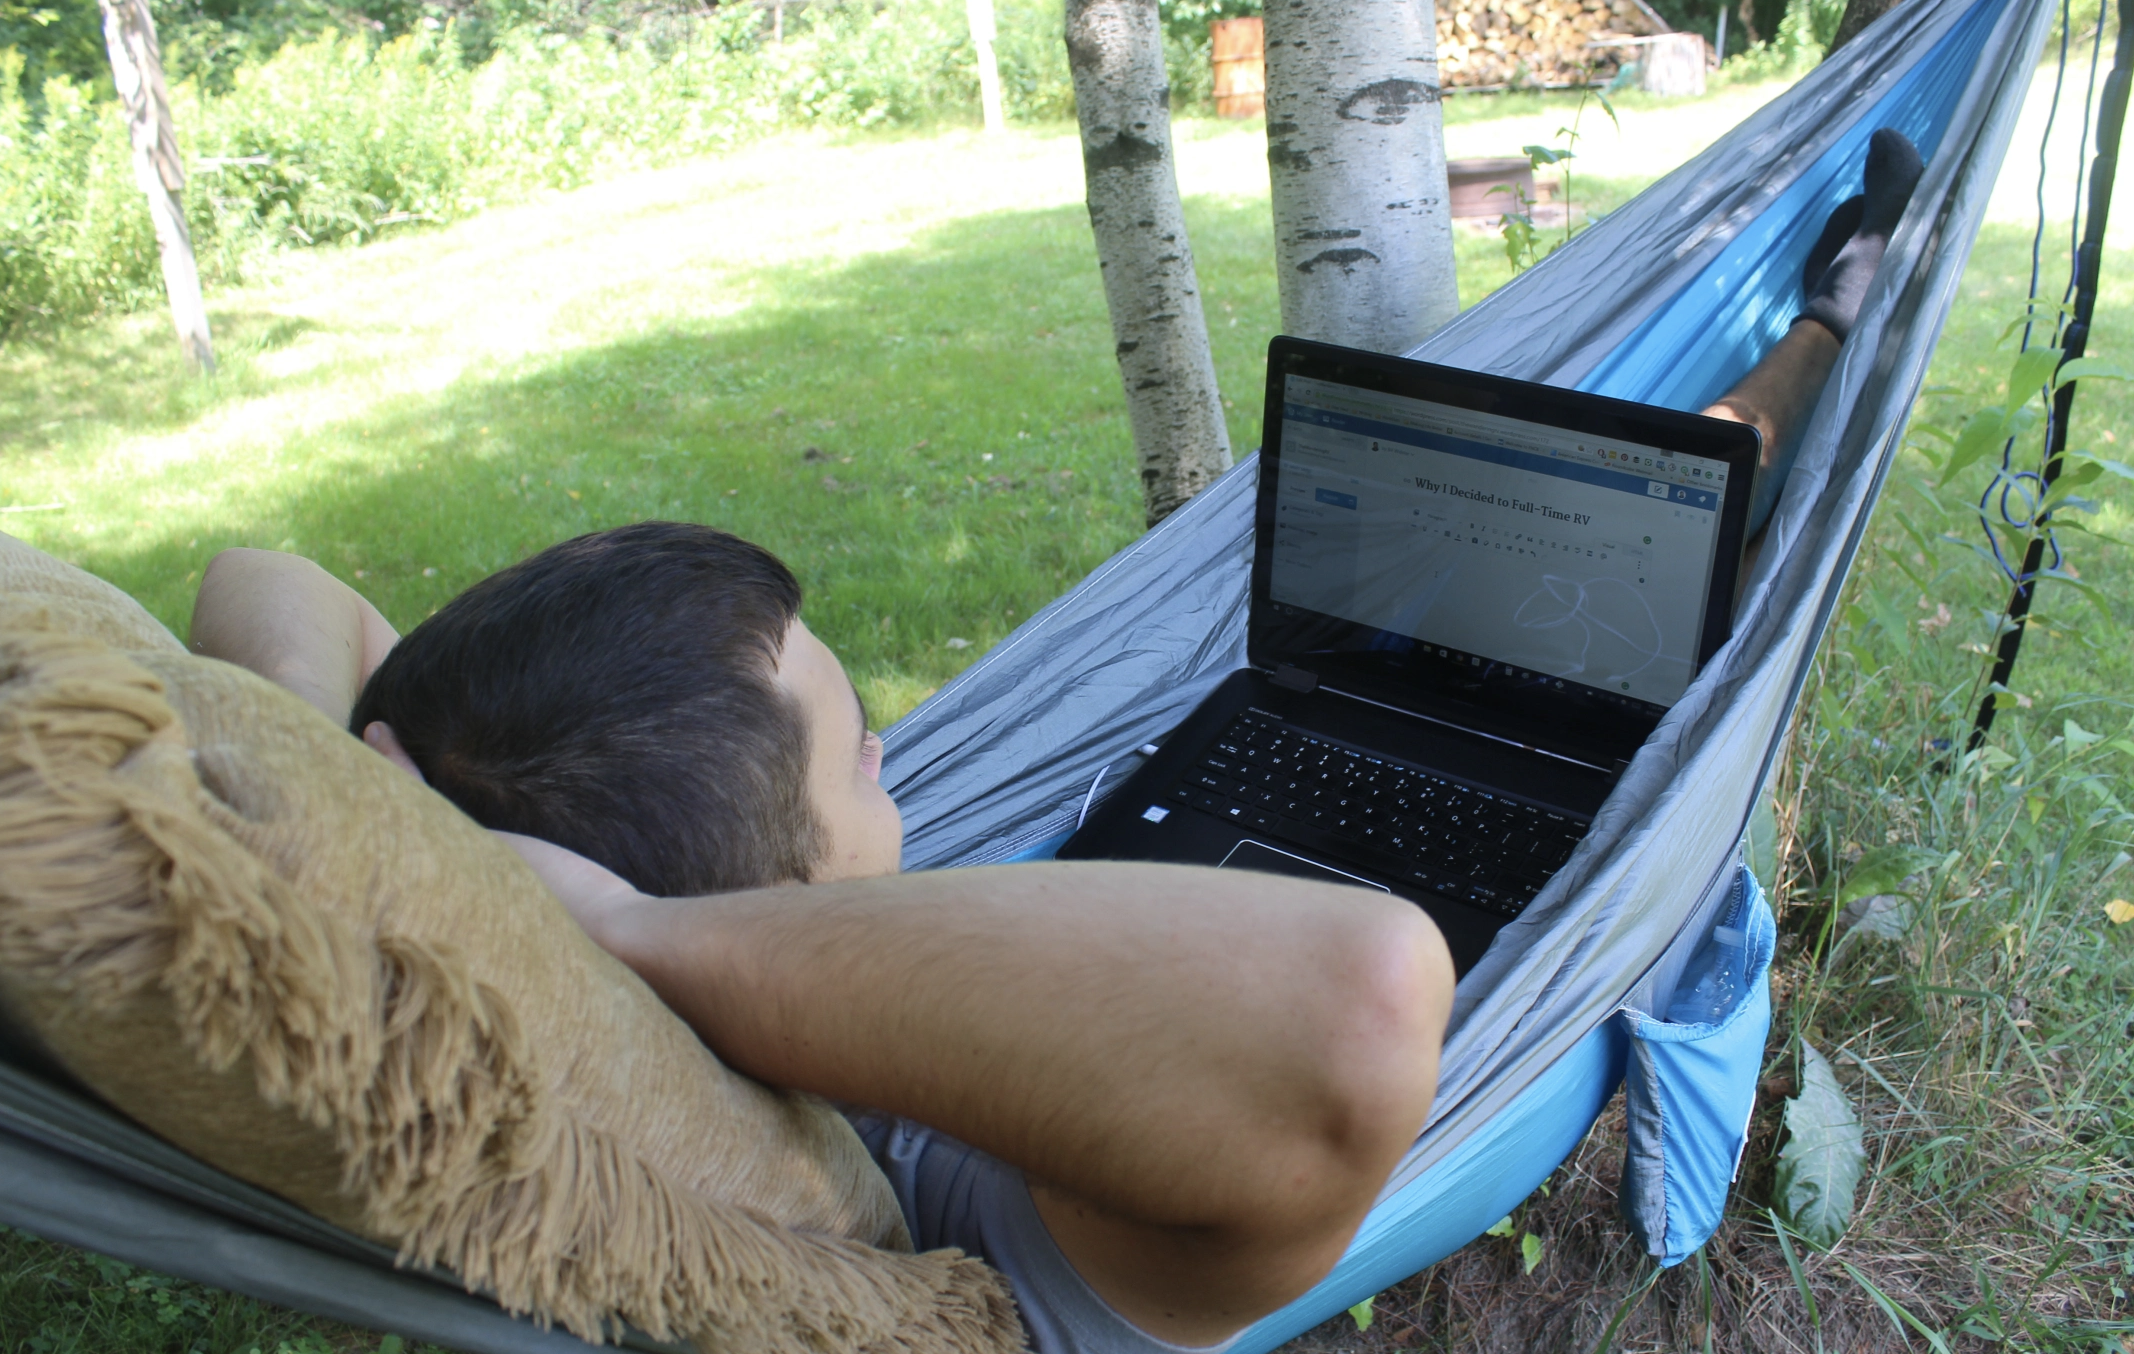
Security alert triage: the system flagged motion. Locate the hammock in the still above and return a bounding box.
[0,0,2052,1346]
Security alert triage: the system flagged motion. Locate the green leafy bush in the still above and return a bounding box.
[0,51,169,336]
[0,0,1080,340]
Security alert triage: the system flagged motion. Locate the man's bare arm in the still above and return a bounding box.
[189,549,399,726]
[511,837,1453,1342]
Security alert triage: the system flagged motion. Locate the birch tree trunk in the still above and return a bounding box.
[1263,0,1459,354]
[967,0,1006,132]
[1066,0,1231,525]
[100,0,215,374]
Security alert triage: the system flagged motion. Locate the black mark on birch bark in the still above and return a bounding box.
[1267,142,1313,172]
[1335,79,1441,125]
[1084,132,1167,173]
[1297,228,1362,241]
[1295,247,1379,274]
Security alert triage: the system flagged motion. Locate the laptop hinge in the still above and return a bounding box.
[1269,664,1319,694]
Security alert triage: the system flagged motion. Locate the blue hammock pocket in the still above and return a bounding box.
[1617,866,1777,1268]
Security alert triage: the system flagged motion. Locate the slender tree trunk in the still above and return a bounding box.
[1263,0,1458,354]
[968,0,1006,132]
[99,0,214,374]
[1825,0,1897,54]
[1066,0,1232,526]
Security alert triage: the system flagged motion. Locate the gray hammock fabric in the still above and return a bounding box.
[0,0,2051,1345]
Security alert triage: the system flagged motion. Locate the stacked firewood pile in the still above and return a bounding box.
[1436,0,1672,88]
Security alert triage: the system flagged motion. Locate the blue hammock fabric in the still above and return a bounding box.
[0,1,2053,1349]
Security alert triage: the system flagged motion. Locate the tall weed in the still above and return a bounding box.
[1754,324,2134,1340]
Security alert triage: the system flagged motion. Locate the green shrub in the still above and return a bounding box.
[0,0,1086,341]
[0,53,170,337]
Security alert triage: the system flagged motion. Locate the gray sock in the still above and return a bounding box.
[1797,128,1924,343]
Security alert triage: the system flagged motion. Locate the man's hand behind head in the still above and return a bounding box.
[494,831,651,953]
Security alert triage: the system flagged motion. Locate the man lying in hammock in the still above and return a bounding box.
[196,525,1453,1354]
[191,129,1920,1354]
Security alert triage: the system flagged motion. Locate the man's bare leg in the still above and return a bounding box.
[514,842,1454,1346]
[1703,317,1841,531]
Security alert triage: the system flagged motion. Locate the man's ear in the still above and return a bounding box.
[361,721,427,784]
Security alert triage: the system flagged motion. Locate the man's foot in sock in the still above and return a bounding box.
[1800,195,1864,300]
[1797,128,1925,343]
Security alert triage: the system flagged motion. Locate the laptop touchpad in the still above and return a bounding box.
[1218,840,1390,892]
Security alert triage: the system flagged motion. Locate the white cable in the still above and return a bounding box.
[1076,765,1110,828]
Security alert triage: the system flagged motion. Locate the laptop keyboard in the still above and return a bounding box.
[1164,710,1587,919]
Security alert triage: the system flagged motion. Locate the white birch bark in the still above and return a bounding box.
[100,0,214,374]
[967,0,1006,133]
[1066,0,1231,525]
[1263,0,1459,355]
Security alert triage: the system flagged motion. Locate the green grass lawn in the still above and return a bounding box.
[2,66,2130,1354]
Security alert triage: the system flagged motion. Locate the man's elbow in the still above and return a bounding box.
[1235,903,1453,1253]
[1319,904,1456,1194]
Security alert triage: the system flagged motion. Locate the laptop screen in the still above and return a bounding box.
[1270,373,1731,711]
[1250,339,1759,751]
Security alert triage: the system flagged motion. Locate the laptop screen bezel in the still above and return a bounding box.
[1249,336,1761,764]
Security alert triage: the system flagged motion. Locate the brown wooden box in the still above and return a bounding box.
[1448,157,1537,218]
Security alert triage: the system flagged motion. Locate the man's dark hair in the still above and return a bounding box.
[350,522,824,896]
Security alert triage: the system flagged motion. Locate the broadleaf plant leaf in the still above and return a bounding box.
[1346,1296,1375,1331]
[2005,346,2063,409]
[1772,1041,1867,1249]
[2052,356,2132,386]
[1837,844,1942,906]
[1939,408,2006,484]
[1745,790,1780,894]
[2068,450,2134,480]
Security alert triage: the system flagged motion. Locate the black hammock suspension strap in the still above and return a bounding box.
[1971,0,2134,748]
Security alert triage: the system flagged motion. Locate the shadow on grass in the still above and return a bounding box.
[0,309,320,461]
[18,197,1276,719]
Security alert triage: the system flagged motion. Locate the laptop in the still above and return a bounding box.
[1059,337,1760,974]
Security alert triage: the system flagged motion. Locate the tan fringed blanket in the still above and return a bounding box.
[0,534,1025,1354]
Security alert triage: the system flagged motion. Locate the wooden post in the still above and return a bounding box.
[99,0,213,374]
[1211,17,1265,119]
[966,0,1005,133]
